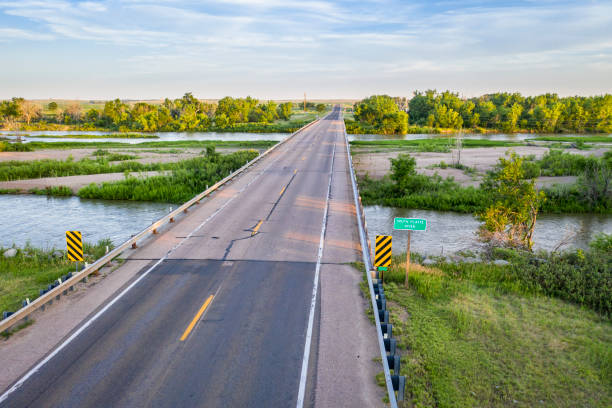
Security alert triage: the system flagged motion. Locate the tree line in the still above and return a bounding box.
[0,93,327,132]
[353,92,612,133]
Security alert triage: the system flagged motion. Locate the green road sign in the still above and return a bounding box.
[393,217,427,231]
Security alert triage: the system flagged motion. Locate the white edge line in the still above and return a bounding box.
[0,125,300,404]
[343,112,398,407]
[295,112,337,408]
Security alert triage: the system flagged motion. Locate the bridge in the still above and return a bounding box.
[0,107,399,407]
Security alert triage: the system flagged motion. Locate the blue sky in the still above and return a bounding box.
[1,0,611,99]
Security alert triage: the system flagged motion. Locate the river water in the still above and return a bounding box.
[3,130,609,144]
[0,131,288,144]
[364,206,612,256]
[0,195,170,249]
[1,194,610,255]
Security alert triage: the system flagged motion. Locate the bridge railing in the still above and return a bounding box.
[0,118,321,335]
[343,117,404,407]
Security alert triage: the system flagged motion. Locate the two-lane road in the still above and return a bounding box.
[1,107,362,407]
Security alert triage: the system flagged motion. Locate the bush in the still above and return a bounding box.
[78,150,258,203]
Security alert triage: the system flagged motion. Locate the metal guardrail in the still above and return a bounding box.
[0,118,321,334]
[343,116,403,407]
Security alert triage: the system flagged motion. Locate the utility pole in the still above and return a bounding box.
[304,92,306,112]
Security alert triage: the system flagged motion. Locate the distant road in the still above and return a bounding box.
[1,107,369,407]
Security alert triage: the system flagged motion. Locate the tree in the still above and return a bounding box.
[47,101,58,111]
[277,102,293,120]
[20,101,41,125]
[578,160,611,210]
[0,98,22,129]
[479,152,545,250]
[316,103,326,114]
[64,103,82,123]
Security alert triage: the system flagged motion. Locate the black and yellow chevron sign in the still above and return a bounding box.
[374,235,392,268]
[65,231,84,262]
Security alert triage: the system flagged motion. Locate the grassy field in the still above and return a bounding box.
[78,149,259,203]
[368,249,611,407]
[528,135,612,143]
[24,133,159,139]
[0,240,112,316]
[351,139,524,150]
[22,139,276,150]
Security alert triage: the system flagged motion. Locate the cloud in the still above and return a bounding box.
[0,27,54,40]
[0,0,611,97]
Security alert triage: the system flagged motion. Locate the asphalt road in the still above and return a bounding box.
[1,107,357,407]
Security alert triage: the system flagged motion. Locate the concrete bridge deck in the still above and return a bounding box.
[0,107,382,407]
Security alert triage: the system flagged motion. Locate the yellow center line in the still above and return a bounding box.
[180,294,214,341]
[252,219,263,236]
[294,168,298,174]
[279,185,287,196]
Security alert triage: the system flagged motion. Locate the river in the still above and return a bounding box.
[364,206,612,256]
[1,194,609,255]
[3,130,609,144]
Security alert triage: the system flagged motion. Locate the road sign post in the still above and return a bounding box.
[393,218,426,287]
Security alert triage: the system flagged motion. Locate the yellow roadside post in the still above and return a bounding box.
[66,231,83,273]
[374,235,392,281]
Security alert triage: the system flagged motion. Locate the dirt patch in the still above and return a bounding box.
[352,146,608,187]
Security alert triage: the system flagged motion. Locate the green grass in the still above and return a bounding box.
[29,133,159,139]
[358,151,611,214]
[78,149,259,203]
[29,186,73,196]
[0,157,166,181]
[371,249,611,407]
[351,139,523,149]
[0,240,113,314]
[25,140,277,150]
[529,136,612,143]
[91,149,139,161]
[0,141,33,152]
[0,188,21,195]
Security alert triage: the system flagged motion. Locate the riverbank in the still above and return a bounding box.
[0,240,113,316]
[354,144,611,214]
[366,238,611,407]
[352,144,609,186]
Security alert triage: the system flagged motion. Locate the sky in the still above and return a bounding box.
[1,0,611,100]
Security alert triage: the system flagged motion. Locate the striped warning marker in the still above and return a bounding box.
[65,231,84,262]
[374,235,392,268]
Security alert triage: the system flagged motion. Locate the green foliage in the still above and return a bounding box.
[408,90,612,133]
[1,94,312,133]
[537,149,595,176]
[350,139,522,150]
[277,102,293,120]
[376,248,612,407]
[0,157,166,181]
[478,152,545,250]
[22,139,276,151]
[353,95,409,134]
[29,186,73,196]
[77,150,259,203]
[359,154,488,213]
[530,135,612,143]
[0,141,33,152]
[0,240,114,314]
